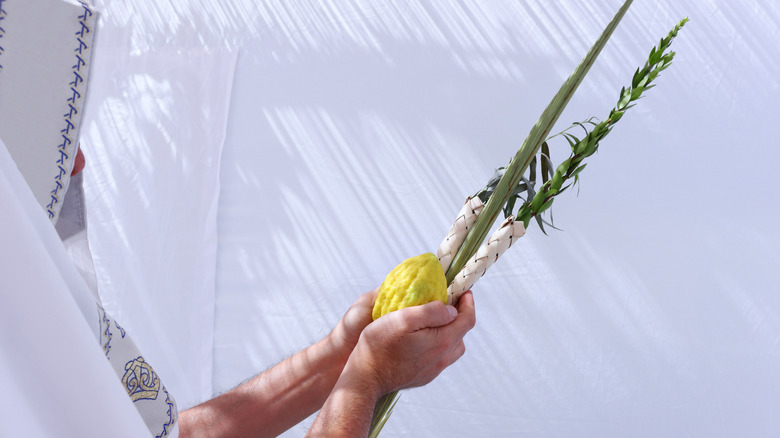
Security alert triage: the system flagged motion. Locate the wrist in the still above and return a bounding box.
[342,341,388,398]
[306,356,382,438]
[326,324,359,365]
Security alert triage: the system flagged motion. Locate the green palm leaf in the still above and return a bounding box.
[445,0,635,284]
[367,2,636,436]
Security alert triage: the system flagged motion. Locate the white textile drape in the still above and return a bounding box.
[0,139,151,437]
[81,47,237,410]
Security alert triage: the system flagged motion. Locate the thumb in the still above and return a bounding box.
[393,300,458,332]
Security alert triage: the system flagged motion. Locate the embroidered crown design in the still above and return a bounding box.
[122,357,160,402]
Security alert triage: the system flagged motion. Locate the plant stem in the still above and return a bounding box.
[445,0,634,284]
[516,16,689,227]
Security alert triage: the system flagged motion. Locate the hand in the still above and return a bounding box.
[347,290,476,395]
[328,288,379,360]
[306,292,476,437]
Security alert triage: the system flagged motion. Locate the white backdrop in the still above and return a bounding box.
[81,0,780,436]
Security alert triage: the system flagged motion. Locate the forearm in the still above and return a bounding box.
[179,334,350,438]
[306,360,381,437]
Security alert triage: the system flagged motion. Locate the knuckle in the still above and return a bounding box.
[426,300,448,319]
[436,333,455,351]
[434,357,450,373]
[394,310,416,332]
[466,314,476,330]
[436,340,452,357]
[427,300,445,310]
[461,312,476,331]
[457,341,466,358]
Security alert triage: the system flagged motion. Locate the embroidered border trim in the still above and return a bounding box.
[98,305,113,357]
[48,0,94,220]
[156,386,177,438]
[115,319,127,338]
[0,0,7,72]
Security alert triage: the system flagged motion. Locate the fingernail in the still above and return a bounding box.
[447,305,458,319]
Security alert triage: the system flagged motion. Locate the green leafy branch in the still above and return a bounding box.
[478,17,689,232]
[444,0,636,285]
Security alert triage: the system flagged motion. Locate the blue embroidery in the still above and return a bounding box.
[70,71,84,87]
[67,86,81,103]
[55,165,67,180]
[156,386,177,438]
[49,0,94,219]
[98,306,113,357]
[0,0,6,71]
[63,104,78,120]
[114,320,127,338]
[78,4,93,20]
[57,148,69,165]
[75,21,89,39]
[75,38,88,55]
[62,119,75,135]
[46,193,60,214]
[72,54,85,70]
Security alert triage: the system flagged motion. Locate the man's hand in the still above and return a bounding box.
[351,290,476,394]
[307,291,476,436]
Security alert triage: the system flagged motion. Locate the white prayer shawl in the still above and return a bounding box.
[0,0,180,432]
[57,170,180,437]
[0,139,158,436]
[0,0,99,224]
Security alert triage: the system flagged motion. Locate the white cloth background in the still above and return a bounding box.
[78,0,780,436]
[80,46,236,409]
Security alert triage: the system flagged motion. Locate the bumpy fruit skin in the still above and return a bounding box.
[372,253,448,320]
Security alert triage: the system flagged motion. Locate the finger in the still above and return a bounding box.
[392,300,457,332]
[455,339,466,358]
[446,291,476,336]
[358,288,380,307]
[455,290,475,311]
[449,340,466,365]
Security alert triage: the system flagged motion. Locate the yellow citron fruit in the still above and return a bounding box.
[372,252,448,320]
